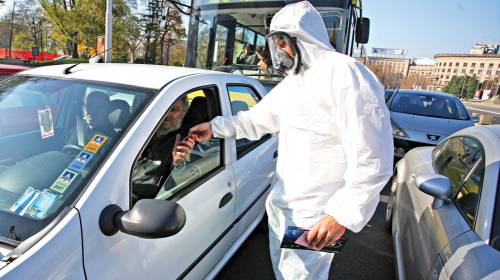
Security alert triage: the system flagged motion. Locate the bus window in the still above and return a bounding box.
[213,25,229,67]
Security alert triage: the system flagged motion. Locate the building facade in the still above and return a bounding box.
[430,54,500,92]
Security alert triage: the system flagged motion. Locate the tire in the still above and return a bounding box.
[385,175,397,231]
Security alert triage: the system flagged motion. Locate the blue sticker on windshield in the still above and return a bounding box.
[50,169,78,194]
[69,151,94,171]
[9,187,41,216]
[26,189,59,220]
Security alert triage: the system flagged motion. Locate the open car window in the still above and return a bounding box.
[131,86,223,203]
[0,76,154,243]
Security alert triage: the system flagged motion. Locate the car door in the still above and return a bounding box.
[399,136,481,280]
[76,74,238,280]
[222,80,278,238]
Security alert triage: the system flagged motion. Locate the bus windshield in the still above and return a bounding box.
[186,0,351,73]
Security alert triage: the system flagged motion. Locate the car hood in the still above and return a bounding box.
[391,112,473,136]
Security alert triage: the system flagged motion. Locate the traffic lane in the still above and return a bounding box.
[464,102,500,125]
[216,184,395,280]
[464,102,500,114]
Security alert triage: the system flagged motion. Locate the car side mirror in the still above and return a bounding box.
[415,173,452,209]
[355,17,370,44]
[99,199,186,238]
[472,116,479,123]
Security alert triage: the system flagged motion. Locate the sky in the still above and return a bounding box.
[1,0,500,59]
[363,0,500,58]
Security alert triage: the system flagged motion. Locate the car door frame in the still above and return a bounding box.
[75,73,241,280]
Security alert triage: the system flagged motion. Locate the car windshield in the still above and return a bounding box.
[0,75,154,243]
[390,92,469,120]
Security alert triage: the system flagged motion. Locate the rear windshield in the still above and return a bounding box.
[390,92,469,120]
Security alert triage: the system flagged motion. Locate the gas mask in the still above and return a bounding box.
[266,31,302,75]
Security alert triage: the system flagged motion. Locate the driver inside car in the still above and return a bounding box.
[131,97,196,201]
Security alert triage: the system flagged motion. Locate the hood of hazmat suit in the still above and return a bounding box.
[210,1,394,279]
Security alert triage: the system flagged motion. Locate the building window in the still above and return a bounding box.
[448,62,452,66]
[446,75,449,79]
[497,71,500,75]
[440,75,444,79]
[454,69,458,73]
[455,62,459,67]
[487,70,492,75]
[469,70,474,74]
[463,63,468,67]
[489,63,493,68]
[478,70,483,75]
[472,63,476,67]
[461,69,466,73]
[447,68,451,72]
[480,63,484,68]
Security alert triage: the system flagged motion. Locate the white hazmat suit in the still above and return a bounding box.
[210,1,394,279]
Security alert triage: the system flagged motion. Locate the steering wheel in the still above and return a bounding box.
[61,144,82,155]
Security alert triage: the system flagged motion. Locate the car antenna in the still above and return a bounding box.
[63,48,112,75]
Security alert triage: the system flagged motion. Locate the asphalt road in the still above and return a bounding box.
[216,184,395,280]
[464,101,500,124]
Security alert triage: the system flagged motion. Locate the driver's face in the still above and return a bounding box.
[162,99,185,130]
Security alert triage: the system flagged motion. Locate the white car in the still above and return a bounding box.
[0,64,278,279]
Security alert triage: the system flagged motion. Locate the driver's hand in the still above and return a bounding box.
[189,122,213,143]
[172,134,196,167]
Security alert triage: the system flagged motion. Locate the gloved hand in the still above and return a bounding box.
[189,122,213,143]
[306,215,346,250]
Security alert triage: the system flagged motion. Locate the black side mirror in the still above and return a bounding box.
[99,199,186,238]
[415,173,452,209]
[355,17,370,44]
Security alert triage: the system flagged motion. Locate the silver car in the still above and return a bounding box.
[388,90,475,157]
[386,125,500,279]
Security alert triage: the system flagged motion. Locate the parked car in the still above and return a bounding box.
[386,125,500,280]
[0,64,278,279]
[0,64,30,80]
[388,90,475,157]
[385,88,398,103]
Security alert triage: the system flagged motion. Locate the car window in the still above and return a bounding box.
[390,92,469,120]
[434,136,484,227]
[491,172,500,251]
[131,86,222,202]
[0,76,154,242]
[226,85,270,159]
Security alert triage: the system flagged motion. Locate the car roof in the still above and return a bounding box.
[0,64,31,71]
[20,63,214,90]
[395,89,456,98]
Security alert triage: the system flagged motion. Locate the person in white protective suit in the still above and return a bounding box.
[189,1,394,279]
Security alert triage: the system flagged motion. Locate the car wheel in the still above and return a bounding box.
[385,175,397,231]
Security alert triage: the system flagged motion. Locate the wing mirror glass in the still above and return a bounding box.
[472,116,480,123]
[355,17,370,44]
[99,199,186,238]
[415,173,452,209]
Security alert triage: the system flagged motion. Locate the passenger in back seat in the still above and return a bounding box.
[67,91,116,146]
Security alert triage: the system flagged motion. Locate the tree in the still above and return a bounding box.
[40,0,139,59]
[442,75,479,99]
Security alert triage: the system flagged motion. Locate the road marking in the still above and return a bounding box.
[380,195,389,203]
[467,107,500,116]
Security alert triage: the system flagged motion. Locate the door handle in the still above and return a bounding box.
[219,192,233,208]
[273,151,278,159]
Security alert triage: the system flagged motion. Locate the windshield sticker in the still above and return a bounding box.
[50,169,78,194]
[37,108,55,139]
[26,190,60,220]
[83,134,109,154]
[9,187,41,216]
[69,151,94,171]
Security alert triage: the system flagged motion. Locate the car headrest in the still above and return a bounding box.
[108,99,131,131]
[182,97,209,128]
